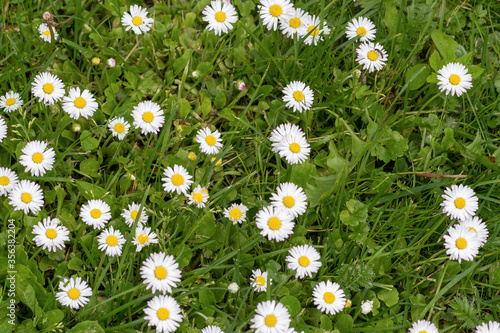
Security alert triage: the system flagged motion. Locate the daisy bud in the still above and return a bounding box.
[192,70,200,78]
[228,282,239,293]
[353,69,361,78]
[107,58,116,68]
[91,57,100,65]
[188,152,197,161]
[345,299,352,308]
[237,80,246,90]
[83,23,92,33]
[72,124,81,132]
[361,300,374,314]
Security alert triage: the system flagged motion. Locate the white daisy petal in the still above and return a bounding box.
[55,277,92,310]
[250,300,291,333]
[459,216,489,247]
[8,180,44,215]
[187,185,209,208]
[38,23,59,42]
[32,217,70,252]
[31,72,65,105]
[162,165,193,195]
[143,295,183,333]
[195,127,223,155]
[121,202,149,227]
[121,5,154,35]
[132,100,165,135]
[251,269,270,292]
[0,91,24,112]
[0,167,18,196]
[255,205,295,241]
[345,16,376,42]
[259,0,294,31]
[132,226,159,252]
[475,320,500,333]
[223,203,248,224]
[270,182,308,218]
[408,320,439,333]
[437,62,473,97]
[97,226,126,257]
[356,42,388,72]
[202,0,239,36]
[80,199,112,230]
[299,14,330,46]
[312,280,346,315]
[440,184,478,221]
[443,223,481,263]
[140,252,182,294]
[19,140,55,177]
[62,87,98,119]
[108,117,131,140]
[282,81,314,113]
[285,245,322,279]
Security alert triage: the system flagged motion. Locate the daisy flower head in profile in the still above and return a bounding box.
[132,100,165,135]
[202,325,225,333]
[475,321,500,333]
[300,14,331,46]
[31,72,65,105]
[62,87,98,119]
[437,62,473,97]
[55,277,92,310]
[459,216,489,247]
[255,205,295,242]
[280,8,307,39]
[132,226,158,252]
[19,141,55,177]
[228,282,239,293]
[269,123,305,144]
[32,217,70,252]
[270,182,308,218]
[38,23,58,42]
[0,91,24,112]
[408,320,439,333]
[285,245,322,279]
[80,199,112,230]
[195,127,223,155]
[0,117,7,143]
[259,0,293,31]
[187,185,209,208]
[121,5,154,35]
[271,127,310,165]
[162,165,193,195]
[0,167,18,196]
[251,269,270,292]
[223,203,248,224]
[282,81,314,113]
[202,0,238,36]
[140,252,182,294]
[441,184,478,221]
[345,16,376,42]
[361,300,374,314]
[443,224,481,263]
[356,42,388,72]
[144,295,183,333]
[108,117,130,140]
[97,226,126,257]
[121,202,149,227]
[8,180,44,215]
[250,300,291,333]
[312,280,346,315]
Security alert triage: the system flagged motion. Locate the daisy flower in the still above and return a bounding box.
[459,216,489,246]
[223,203,248,224]
[251,269,270,292]
[162,165,193,195]
[108,117,130,140]
[345,16,376,42]
[443,224,481,263]
[32,217,70,252]
[121,5,154,35]
[92,57,100,65]
[144,295,183,333]
[0,117,7,142]
[202,325,225,333]
[356,42,388,72]
[271,129,310,165]
[285,245,322,279]
[121,202,149,227]
[107,58,116,67]
[441,184,478,221]
[250,300,291,333]
[361,300,374,314]
[55,277,92,310]
[255,205,295,242]
[195,127,223,155]
[132,226,159,252]
[475,321,500,333]
[270,182,308,218]
[140,252,182,294]
[312,280,346,315]
[31,72,65,105]
[437,62,473,97]
[202,0,238,36]
[97,226,126,257]
[188,152,197,161]
[228,282,239,293]
[62,87,98,119]
[300,14,331,46]
[187,185,209,208]
[132,101,165,135]
[80,199,112,229]
[0,91,23,112]
[0,167,18,196]
[408,320,439,333]
[38,23,58,42]
[8,180,44,214]
[280,8,307,38]
[269,123,305,144]
[19,140,56,177]
[259,0,294,31]
[282,81,314,113]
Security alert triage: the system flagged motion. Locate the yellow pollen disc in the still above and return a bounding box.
[106,235,118,246]
[215,11,226,22]
[307,25,319,36]
[454,197,466,209]
[32,152,44,163]
[293,90,304,102]
[114,123,125,133]
[142,111,154,123]
[90,209,102,219]
[356,27,367,36]
[21,193,32,203]
[43,30,50,36]
[193,192,204,203]
[255,276,265,286]
[456,237,467,249]
[43,83,54,94]
[132,16,143,26]
[298,256,310,267]
[265,314,277,327]
[283,196,295,208]
[202,188,208,193]
[323,291,336,304]
[46,229,57,239]
[345,299,352,308]
[268,217,281,230]
[171,174,184,186]
[5,98,16,106]
[74,97,87,109]
[188,152,197,160]
[68,288,80,300]
[229,208,242,220]
[449,74,461,85]
[205,135,216,146]
[138,234,149,244]
[419,331,428,333]
[157,307,170,320]
[269,5,282,17]
[289,17,301,28]
[0,176,10,186]
[131,210,138,220]
[289,142,301,153]
[155,266,167,280]
[469,227,477,233]
[367,50,379,61]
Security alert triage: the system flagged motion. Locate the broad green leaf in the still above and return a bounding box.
[80,130,99,152]
[335,314,353,331]
[378,287,399,307]
[67,321,104,333]
[280,296,301,316]
[75,180,108,200]
[468,65,485,79]
[384,1,398,36]
[340,199,368,226]
[406,64,430,90]
[429,51,443,71]
[442,128,456,150]
[456,52,473,66]
[179,98,191,118]
[80,158,101,178]
[431,30,456,62]
[214,91,226,109]
[320,315,333,330]
[426,73,438,83]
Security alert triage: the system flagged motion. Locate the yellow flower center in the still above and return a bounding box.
[68,288,80,300]
[345,299,352,308]
[449,74,461,85]
[456,237,467,249]
[43,30,50,36]
[289,143,301,154]
[74,97,87,109]
[265,314,277,327]
[419,331,428,333]
[356,27,367,36]
[188,152,197,161]
[106,235,118,246]
[43,83,54,94]
[46,229,57,239]
[155,266,167,280]
[132,16,143,26]
[229,208,242,220]
[193,192,204,203]
[5,98,16,106]
[138,234,149,244]
[469,227,477,233]
[0,176,10,186]
[268,217,281,230]
[114,123,125,133]
[367,50,379,61]
[157,307,170,320]
[307,25,319,36]
[283,196,295,208]
[90,209,102,219]
[142,111,154,123]
[269,5,282,17]
[131,210,138,220]
[205,135,216,146]
[171,174,184,186]
[298,256,310,267]
[215,11,226,22]
[21,193,32,203]
[293,90,304,102]
[289,17,301,28]
[92,57,100,65]
[32,152,44,164]
[323,291,336,304]
[255,276,265,286]
[454,197,466,209]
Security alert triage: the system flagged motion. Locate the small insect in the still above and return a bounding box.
[373,47,385,59]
